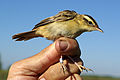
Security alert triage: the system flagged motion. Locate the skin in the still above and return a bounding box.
[7,37,83,80]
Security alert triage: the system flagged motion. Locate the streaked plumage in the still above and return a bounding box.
[12,10,103,41]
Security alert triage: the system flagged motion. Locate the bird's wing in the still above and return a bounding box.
[32,10,77,30]
[32,17,54,30]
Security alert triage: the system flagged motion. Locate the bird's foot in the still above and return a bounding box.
[60,62,67,73]
[77,64,93,72]
[59,56,67,73]
[67,56,93,72]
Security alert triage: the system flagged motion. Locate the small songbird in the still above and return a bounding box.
[12,10,103,72]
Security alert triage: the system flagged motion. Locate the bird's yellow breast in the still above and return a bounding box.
[35,18,82,40]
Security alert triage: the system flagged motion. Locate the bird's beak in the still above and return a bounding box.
[96,27,103,33]
[95,25,103,33]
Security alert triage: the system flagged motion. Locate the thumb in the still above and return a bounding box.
[55,37,81,57]
[8,37,81,79]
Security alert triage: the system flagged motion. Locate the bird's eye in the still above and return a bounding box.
[88,21,93,25]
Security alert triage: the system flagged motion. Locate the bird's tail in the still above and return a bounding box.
[12,30,42,41]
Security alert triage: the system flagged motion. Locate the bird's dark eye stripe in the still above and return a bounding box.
[83,17,93,25]
[83,18,89,22]
[88,21,92,24]
[84,14,98,26]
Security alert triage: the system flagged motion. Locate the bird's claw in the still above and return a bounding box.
[67,56,93,72]
[77,65,93,72]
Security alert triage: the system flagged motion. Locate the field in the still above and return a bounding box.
[0,70,120,80]
[82,75,120,80]
[0,70,8,80]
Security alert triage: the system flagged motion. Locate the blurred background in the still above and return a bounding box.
[0,0,120,80]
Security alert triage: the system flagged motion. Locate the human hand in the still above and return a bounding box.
[7,37,83,80]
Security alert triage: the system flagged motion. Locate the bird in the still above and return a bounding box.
[12,10,103,72]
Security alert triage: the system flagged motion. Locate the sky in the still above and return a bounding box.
[0,0,120,77]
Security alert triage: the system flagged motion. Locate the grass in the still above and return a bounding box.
[0,70,120,80]
[81,75,120,80]
[0,70,8,80]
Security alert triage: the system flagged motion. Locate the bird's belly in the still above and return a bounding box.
[36,22,80,40]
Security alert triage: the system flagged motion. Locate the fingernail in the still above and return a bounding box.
[59,40,68,51]
[40,78,46,80]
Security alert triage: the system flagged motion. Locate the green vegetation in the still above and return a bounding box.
[0,70,8,80]
[0,70,120,80]
[81,75,120,80]
[0,53,2,70]
[0,53,8,80]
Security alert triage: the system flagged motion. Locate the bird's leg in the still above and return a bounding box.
[67,56,93,72]
[59,55,67,73]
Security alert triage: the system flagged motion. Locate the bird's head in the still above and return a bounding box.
[77,14,103,33]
